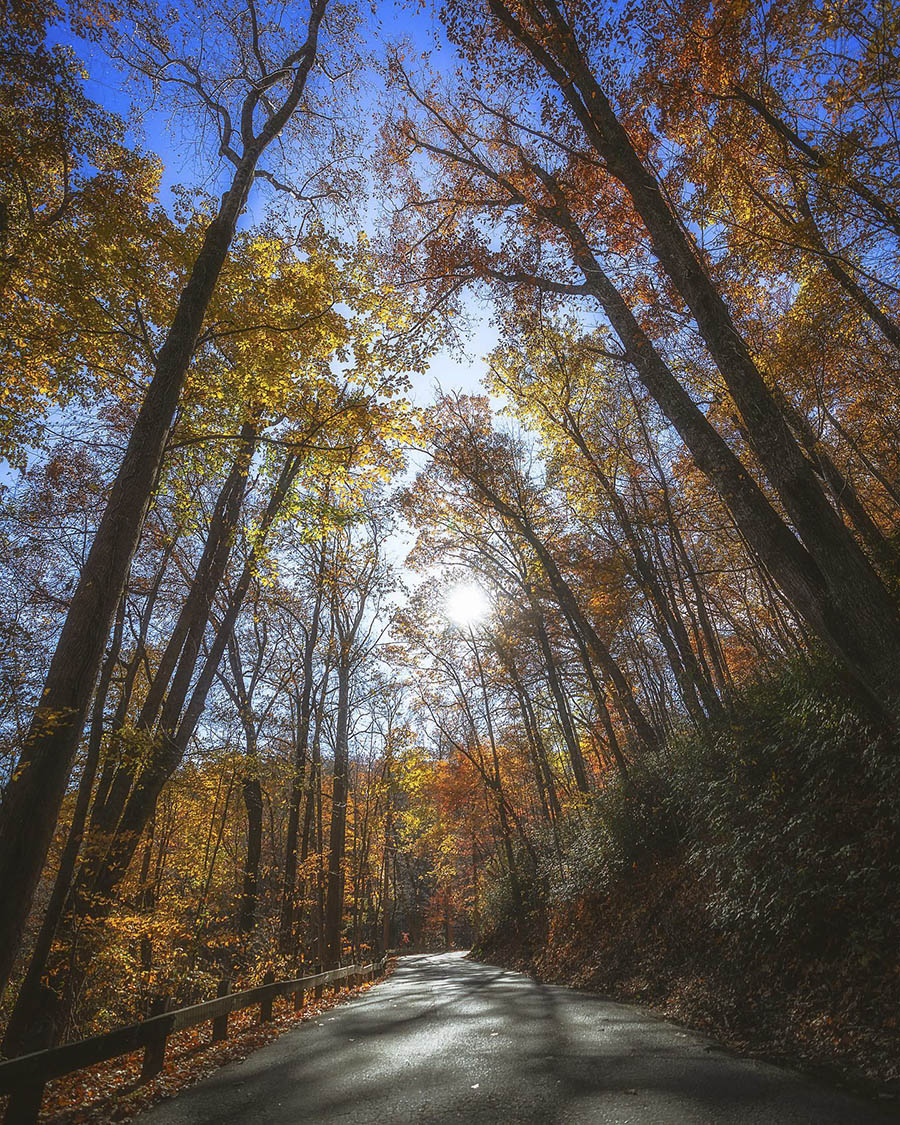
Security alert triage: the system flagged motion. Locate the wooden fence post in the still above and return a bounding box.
[314,963,324,1002]
[293,967,306,1012]
[212,978,229,1042]
[259,970,275,1024]
[3,1080,45,1125]
[3,1009,53,1125]
[140,996,170,1083]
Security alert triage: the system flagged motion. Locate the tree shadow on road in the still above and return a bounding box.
[137,953,899,1124]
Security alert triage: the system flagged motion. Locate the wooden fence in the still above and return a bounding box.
[0,957,387,1124]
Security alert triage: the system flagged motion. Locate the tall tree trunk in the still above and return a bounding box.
[506,657,560,819]
[296,692,325,953]
[794,192,900,352]
[0,4,328,998]
[562,413,722,718]
[238,774,263,936]
[727,85,900,240]
[774,385,898,578]
[2,594,126,1056]
[93,427,257,839]
[137,821,156,985]
[531,170,895,707]
[531,607,590,792]
[487,0,900,706]
[381,796,393,954]
[315,738,326,965]
[91,541,176,825]
[554,600,630,778]
[226,631,266,939]
[24,454,305,1044]
[470,633,523,906]
[445,453,658,751]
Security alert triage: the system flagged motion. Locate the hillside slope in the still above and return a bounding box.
[475,664,900,1097]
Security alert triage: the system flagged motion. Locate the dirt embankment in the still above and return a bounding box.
[474,858,900,1104]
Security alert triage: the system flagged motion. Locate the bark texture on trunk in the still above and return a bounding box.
[278,547,327,952]
[323,653,351,966]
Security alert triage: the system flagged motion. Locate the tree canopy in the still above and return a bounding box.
[0,0,898,1105]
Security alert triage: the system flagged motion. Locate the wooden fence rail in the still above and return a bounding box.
[0,957,387,1124]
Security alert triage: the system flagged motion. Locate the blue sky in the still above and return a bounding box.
[0,1,507,499]
[53,0,499,403]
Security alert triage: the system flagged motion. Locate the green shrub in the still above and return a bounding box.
[493,659,900,964]
[667,661,900,957]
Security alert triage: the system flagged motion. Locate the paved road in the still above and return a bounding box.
[139,952,896,1123]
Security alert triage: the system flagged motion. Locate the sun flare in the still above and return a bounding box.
[445,582,492,628]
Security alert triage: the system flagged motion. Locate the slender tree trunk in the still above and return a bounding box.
[794,192,900,352]
[277,695,308,953]
[315,740,326,965]
[563,415,722,718]
[94,429,257,839]
[0,180,254,994]
[823,403,900,511]
[540,177,894,705]
[137,822,155,984]
[324,653,351,966]
[224,629,267,939]
[91,542,175,821]
[238,774,263,936]
[279,546,326,952]
[296,722,321,949]
[521,682,562,815]
[27,454,305,1043]
[535,543,657,751]
[470,632,524,905]
[195,768,235,937]
[511,668,560,820]
[531,608,590,792]
[447,456,658,751]
[728,85,900,240]
[774,385,898,578]
[553,600,629,778]
[381,798,392,954]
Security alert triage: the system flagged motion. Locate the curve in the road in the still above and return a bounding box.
[137,952,896,1124]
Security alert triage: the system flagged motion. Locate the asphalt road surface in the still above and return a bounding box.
[138,952,896,1124]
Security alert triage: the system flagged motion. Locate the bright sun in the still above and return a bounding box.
[445,582,492,628]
